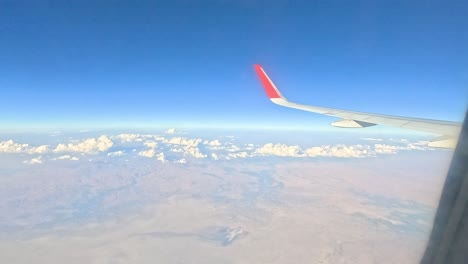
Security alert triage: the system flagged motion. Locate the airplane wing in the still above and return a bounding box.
[254,64,462,148]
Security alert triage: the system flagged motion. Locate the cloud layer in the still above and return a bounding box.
[0,132,433,165]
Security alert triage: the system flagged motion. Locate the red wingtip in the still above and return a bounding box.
[254,64,281,99]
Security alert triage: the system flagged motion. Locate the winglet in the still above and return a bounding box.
[254,64,284,99]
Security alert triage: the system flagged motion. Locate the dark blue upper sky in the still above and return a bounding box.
[1,0,467,129]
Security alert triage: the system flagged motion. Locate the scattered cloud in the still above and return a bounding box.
[389,138,410,143]
[23,156,43,164]
[0,140,30,153]
[255,143,303,157]
[116,133,145,142]
[361,137,383,142]
[163,137,207,158]
[255,142,423,158]
[204,139,225,150]
[164,137,202,147]
[156,152,166,163]
[170,147,184,153]
[244,143,255,150]
[0,140,49,154]
[374,143,428,154]
[2,134,432,164]
[138,148,156,158]
[144,141,158,148]
[138,147,166,162]
[165,128,177,134]
[304,144,371,158]
[174,158,186,164]
[205,140,222,147]
[182,145,207,158]
[107,151,125,157]
[54,136,113,154]
[227,152,250,159]
[58,155,71,160]
[225,144,240,152]
[54,155,80,161]
[27,145,49,154]
[374,144,400,154]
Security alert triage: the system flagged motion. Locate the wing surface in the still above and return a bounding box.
[254,64,462,147]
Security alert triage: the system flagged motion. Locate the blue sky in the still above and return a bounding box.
[1,1,467,130]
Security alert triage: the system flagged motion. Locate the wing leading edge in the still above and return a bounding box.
[254,64,462,148]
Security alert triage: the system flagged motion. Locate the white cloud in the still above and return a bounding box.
[107,151,125,157]
[116,133,143,142]
[164,137,202,147]
[182,145,207,158]
[227,152,250,159]
[138,148,156,158]
[0,140,30,153]
[243,144,255,150]
[144,141,158,148]
[305,144,371,158]
[170,147,184,153]
[302,147,322,157]
[28,145,49,154]
[2,134,432,166]
[255,143,303,157]
[174,158,186,164]
[374,144,400,154]
[165,128,177,134]
[203,140,225,150]
[54,155,80,161]
[361,137,383,142]
[389,138,410,143]
[0,140,49,154]
[225,144,240,152]
[23,156,43,164]
[163,137,206,158]
[255,143,373,158]
[54,135,113,154]
[374,143,428,154]
[156,152,166,163]
[205,140,221,147]
[138,148,166,162]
